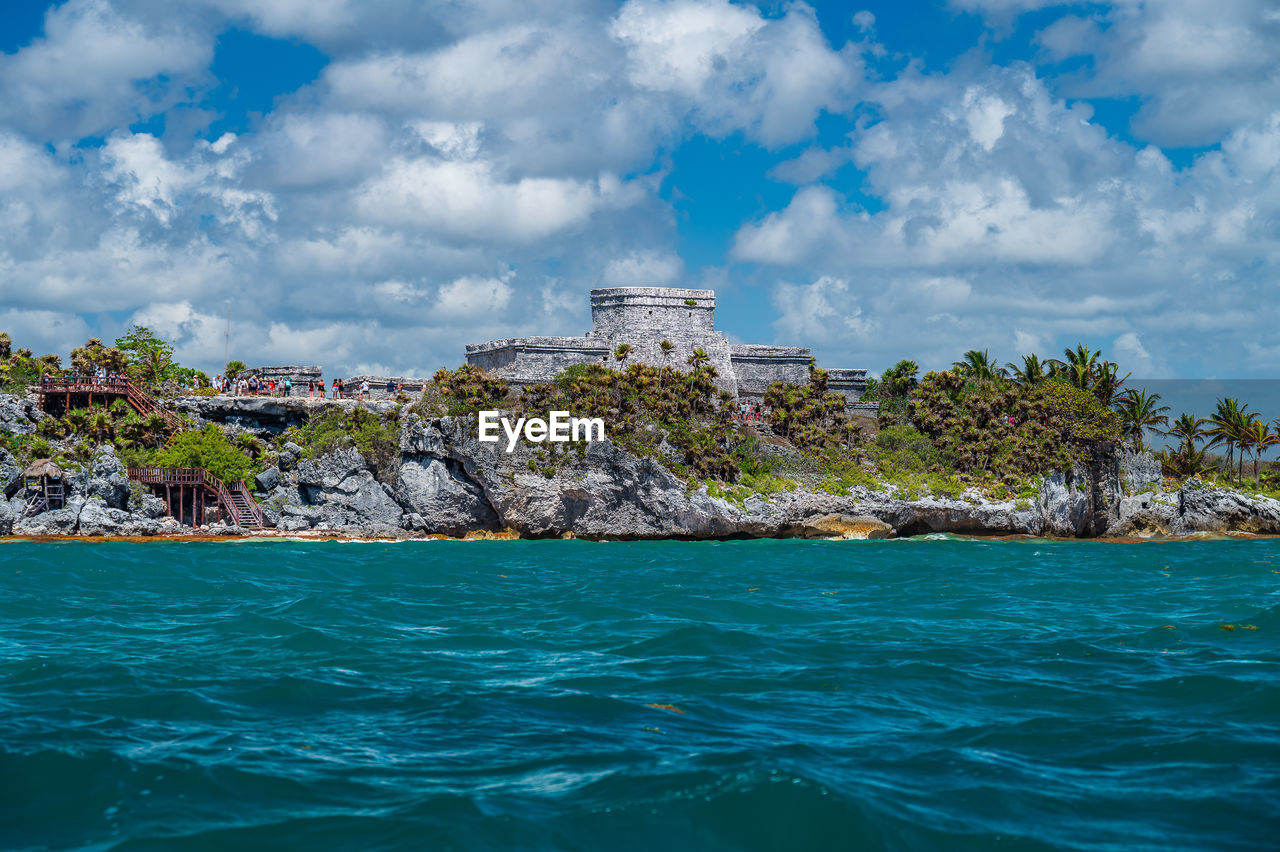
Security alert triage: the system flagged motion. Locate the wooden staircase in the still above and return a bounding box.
[127,466,264,529]
[124,381,184,432]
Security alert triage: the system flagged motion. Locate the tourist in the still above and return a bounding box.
[335,378,344,399]
[385,379,395,397]
[284,377,292,396]
[318,379,326,399]
[360,379,370,400]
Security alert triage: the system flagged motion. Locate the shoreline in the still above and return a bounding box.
[5,529,1276,544]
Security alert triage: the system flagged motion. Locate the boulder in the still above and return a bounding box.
[84,445,129,509]
[277,442,303,471]
[140,494,168,518]
[0,394,45,435]
[396,456,498,536]
[0,448,22,499]
[254,467,280,492]
[295,448,403,530]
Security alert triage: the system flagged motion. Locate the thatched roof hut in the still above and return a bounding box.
[23,459,63,480]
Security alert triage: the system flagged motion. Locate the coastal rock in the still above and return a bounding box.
[77,498,164,537]
[1,447,22,498]
[14,495,85,535]
[278,442,303,471]
[1176,481,1280,533]
[85,446,130,509]
[1120,449,1162,494]
[295,448,403,530]
[0,394,45,435]
[1037,466,1092,537]
[254,467,280,492]
[395,456,499,536]
[0,496,21,535]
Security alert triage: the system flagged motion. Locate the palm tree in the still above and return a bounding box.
[1245,420,1279,484]
[613,343,632,367]
[86,410,114,444]
[953,349,1007,381]
[1206,398,1251,483]
[64,408,90,437]
[1114,389,1169,450]
[1055,344,1100,390]
[1167,413,1207,449]
[1091,361,1130,406]
[1007,354,1048,386]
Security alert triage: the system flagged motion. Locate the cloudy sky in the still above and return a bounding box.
[0,0,1277,379]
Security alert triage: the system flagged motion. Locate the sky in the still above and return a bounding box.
[0,0,1277,380]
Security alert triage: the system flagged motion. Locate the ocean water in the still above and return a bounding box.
[1,539,1277,852]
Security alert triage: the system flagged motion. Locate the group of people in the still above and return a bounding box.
[732,401,768,422]
[212,374,295,397]
[207,375,404,400]
[41,368,129,389]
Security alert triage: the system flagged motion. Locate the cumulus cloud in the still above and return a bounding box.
[1,0,1278,381]
[0,0,211,141]
[603,250,684,286]
[738,61,1280,373]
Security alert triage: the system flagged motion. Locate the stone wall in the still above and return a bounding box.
[588,287,716,338]
[339,376,431,400]
[234,365,322,397]
[729,345,812,398]
[466,337,611,386]
[827,368,872,415]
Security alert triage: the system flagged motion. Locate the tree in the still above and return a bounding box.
[1055,344,1100,391]
[1114,389,1169,450]
[614,343,632,366]
[1007,354,1048,386]
[953,349,1007,381]
[1207,398,1250,483]
[225,360,248,380]
[1245,420,1279,484]
[115,325,177,384]
[70,338,128,375]
[1167,413,1207,449]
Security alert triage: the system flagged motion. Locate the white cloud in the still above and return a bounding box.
[603,250,684,286]
[356,157,642,243]
[612,0,861,147]
[0,0,211,140]
[436,273,513,318]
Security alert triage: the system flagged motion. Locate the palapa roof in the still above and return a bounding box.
[23,459,63,479]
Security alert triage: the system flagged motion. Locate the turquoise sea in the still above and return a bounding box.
[1,538,1277,851]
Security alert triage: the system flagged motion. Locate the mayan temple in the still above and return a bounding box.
[466,287,872,413]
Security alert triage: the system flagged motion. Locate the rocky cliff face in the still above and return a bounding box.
[6,393,1280,539]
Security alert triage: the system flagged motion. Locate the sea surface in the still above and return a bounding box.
[1,538,1277,851]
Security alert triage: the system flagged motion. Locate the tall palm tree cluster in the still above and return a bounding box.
[1159,400,1280,485]
[947,346,1279,486]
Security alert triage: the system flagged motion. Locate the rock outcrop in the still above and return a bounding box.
[9,394,1280,540]
[0,394,45,435]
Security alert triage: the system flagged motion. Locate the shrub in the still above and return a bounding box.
[289,407,401,485]
[152,424,254,483]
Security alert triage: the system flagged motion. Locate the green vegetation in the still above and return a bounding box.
[284,407,401,484]
[151,425,254,483]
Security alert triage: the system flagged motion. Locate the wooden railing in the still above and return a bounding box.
[37,376,132,394]
[127,466,264,528]
[127,466,212,486]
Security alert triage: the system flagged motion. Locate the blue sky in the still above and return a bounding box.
[0,0,1277,380]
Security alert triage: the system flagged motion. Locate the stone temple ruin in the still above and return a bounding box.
[467,287,872,414]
